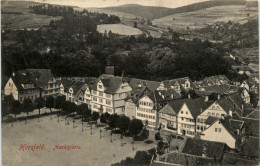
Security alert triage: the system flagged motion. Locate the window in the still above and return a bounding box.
[119,93,122,97]
[93,105,97,108]
[99,91,103,97]
[216,113,219,117]
[93,97,97,101]
[93,90,97,95]
[216,106,219,110]
[219,128,221,132]
[181,111,183,114]
[208,112,211,116]
[106,94,111,98]
[186,111,188,114]
[215,128,218,132]
[106,100,111,105]
[212,106,215,109]
[181,117,184,121]
[98,85,102,89]
[212,113,215,116]
[99,98,103,103]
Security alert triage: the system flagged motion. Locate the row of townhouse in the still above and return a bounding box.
[158,92,251,149]
[4,69,60,102]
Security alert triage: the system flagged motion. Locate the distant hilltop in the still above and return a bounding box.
[103,0,248,20]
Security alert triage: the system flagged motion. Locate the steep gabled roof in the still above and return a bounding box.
[182,138,226,159]
[246,109,260,120]
[92,74,130,94]
[16,69,54,88]
[205,116,219,125]
[11,74,36,90]
[218,116,245,139]
[159,99,186,116]
[184,98,209,118]
[129,78,161,92]
[71,81,86,95]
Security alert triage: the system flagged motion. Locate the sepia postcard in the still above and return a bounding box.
[1,0,259,165]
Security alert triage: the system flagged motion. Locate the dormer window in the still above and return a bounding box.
[98,85,102,89]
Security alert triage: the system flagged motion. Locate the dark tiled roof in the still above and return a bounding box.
[61,79,75,93]
[11,75,36,90]
[201,84,230,95]
[242,136,259,158]
[219,116,245,139]
[205,116,219,125]
[17,69,54,88]
[159,99,189,116]
[129,78,161,92]
[92,74,129,94]
[194,90,214,97]
[185,98,209,118]
[246,109,260,119]
[71,81,86,95]
[182,138,226,159]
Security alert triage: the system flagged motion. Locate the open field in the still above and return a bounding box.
[2,1,61,30]
[97,24,143,36]
[153,5,258,32]
[2,113,157,166]
[75,7,137,19]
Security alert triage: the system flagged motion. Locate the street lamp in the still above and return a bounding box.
[132,140,135,151]
[73,120,75,128]
[110,131,113,142]
[120,134,123,147]
[91,124,93,135]
[100,129,102,138]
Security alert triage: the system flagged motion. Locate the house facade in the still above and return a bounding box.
[4,75,41,102]
[136,95,157,128]
[201,117,246,149]
[125,97,137,120]
[177,98,208,137]
[91,75,132,114]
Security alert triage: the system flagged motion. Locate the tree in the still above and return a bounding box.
[117,115,131,133]
[34,97,44,121]
[83,107,92,120]
[92,111,100,122]
[108,114,120,129]
[54,95,66,110]
[22,98,34,118]
[77,103,88,115]
[155,132,163,141]
[46,96,54,113]
[157,141,165,155]
[129,119,143,136]
[61,101,76,115]
[100,112,110,123]
[133,151,152,165]
[12,100,22,118]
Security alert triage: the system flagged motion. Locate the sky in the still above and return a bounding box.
[21,0,213,8]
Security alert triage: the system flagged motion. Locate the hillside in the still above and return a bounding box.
[104,0,246,20]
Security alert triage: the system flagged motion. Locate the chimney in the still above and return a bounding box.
[204,96,209,102]
[229,109,233,117]
[217,94,220,100]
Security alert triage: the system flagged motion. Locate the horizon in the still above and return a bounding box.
[12,0,214,9]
